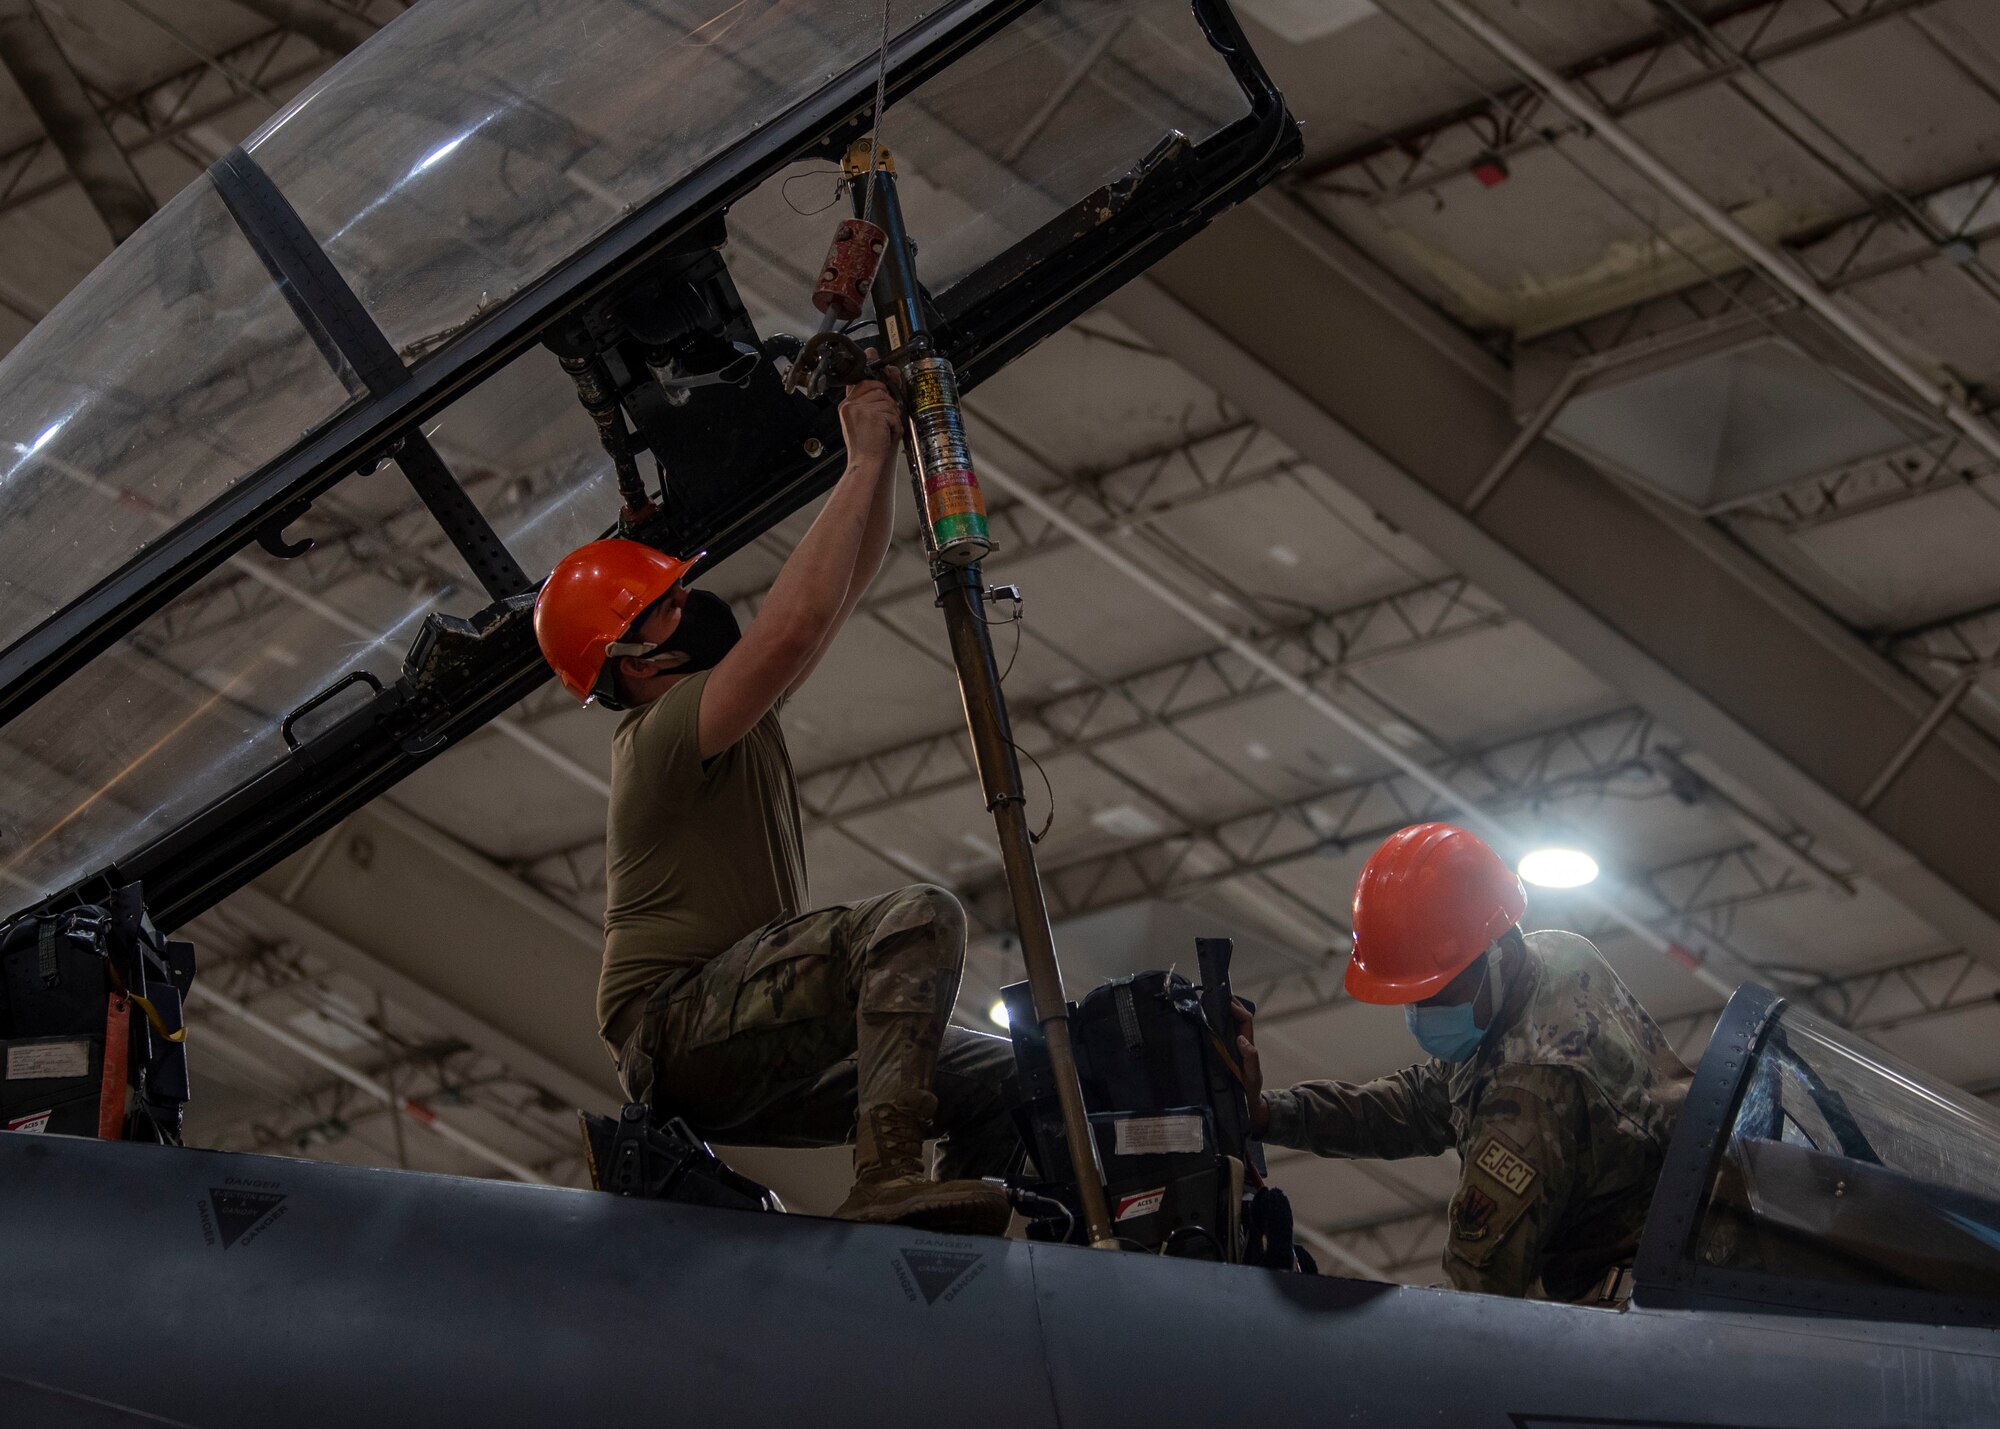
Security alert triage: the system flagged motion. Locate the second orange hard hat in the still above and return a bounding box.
[1344,822,1526,1006]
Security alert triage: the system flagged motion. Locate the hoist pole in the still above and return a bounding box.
[846,139,1118,1249]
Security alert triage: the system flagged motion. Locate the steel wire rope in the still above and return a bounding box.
[861,0,894,227]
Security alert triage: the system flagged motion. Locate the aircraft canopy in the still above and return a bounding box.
[1690,999,2000,1306]
[0,0,1264,909]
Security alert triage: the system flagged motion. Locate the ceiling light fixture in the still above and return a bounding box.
[989,1000,1011,1029]
[1518,847,1599,889]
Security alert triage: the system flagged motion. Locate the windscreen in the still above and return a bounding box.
[1692,1004,2000,1301]
[0,0,1253,905]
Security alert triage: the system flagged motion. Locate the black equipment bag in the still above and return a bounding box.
[0,906,110,1137]
[0,884,195,1144]
[1007,937,1285,1263]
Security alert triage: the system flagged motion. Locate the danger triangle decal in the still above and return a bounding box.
[208,1188,287,1250]
[899,1249,983,1305]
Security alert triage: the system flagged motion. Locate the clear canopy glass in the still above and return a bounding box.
[245,0,942,363]
[0,0,1252,904]
[1693,1003,2000,1301]
[0,179,357,655]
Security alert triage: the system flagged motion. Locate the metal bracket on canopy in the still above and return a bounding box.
[253,497,316,560]
[207,148,531,600]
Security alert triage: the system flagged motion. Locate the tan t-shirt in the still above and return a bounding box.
[596,669,807,1045]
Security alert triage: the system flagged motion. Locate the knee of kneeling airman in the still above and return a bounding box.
[868,883,967,966]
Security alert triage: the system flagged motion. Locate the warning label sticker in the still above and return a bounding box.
[6,1039,90,1080]
[924,469,986,520]
[893,1248,986,1306]
[1113,1114,1206,1157]
[200,1185,289,1251]
[5,1110,52,1134]
[1115,1187,1165,1222]
[907,364,960,416]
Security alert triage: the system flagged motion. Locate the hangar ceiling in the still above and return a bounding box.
[2,0,1998,1285]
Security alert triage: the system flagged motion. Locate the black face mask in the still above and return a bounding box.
[597,589,742,708]
[646,588,741,675]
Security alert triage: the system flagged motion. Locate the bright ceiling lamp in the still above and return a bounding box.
[989,1000,1011,1029]
[1518,848,1600,889]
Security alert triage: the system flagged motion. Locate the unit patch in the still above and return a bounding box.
[1472,1135,1538,1196]
[1452,1184,1498,1241]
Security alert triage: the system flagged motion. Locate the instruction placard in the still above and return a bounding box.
[1113,1113,1206,1156]
[6,1039,90,1080]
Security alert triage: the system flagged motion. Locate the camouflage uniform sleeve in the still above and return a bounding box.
[1262,1061,1454,1160]
[1442,1066,1587,1299]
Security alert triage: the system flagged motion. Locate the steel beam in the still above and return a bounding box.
[227,0,377,55]
[1519,158,2000,401]
[0,0,154,241]
[1107,201,2000,974]
[726,418,1302,628]
[215,802,616,1117]
[0,27,323,220]
[1424,0,2000,467]
[516,576,1511,896]
[1890,603,2000,667]
[1298,0,1945,207]
[187,942,580,1172]
[209,881,614,1112]
[193,984,550,1182]
[815,577,1495,822]
[961,707,1670,928]
[1725,436,1997,536]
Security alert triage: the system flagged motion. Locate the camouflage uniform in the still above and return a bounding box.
[614,884,1019,1181]
[1263,931,1690,1300]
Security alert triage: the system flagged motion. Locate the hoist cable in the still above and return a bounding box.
[861,0,893,225]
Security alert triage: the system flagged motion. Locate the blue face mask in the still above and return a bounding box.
[1404,956,1493,1063]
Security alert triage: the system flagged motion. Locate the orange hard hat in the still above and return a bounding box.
[534,539,700,705]
[1344,822,1526,1005]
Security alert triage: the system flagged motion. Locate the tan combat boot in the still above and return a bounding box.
[833,1095,1011,1236]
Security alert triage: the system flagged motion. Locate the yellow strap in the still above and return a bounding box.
[1206,1028,1248,1090]
[130,992,188,1044]
[106,965,188,1044]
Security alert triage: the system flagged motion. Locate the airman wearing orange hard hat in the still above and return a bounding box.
[1233,823,1690,1301]
[534,373,1013,1235]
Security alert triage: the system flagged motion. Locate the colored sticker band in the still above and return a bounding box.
[931,513,990,555]
[923,468,986,520]
[902,356,990,561]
